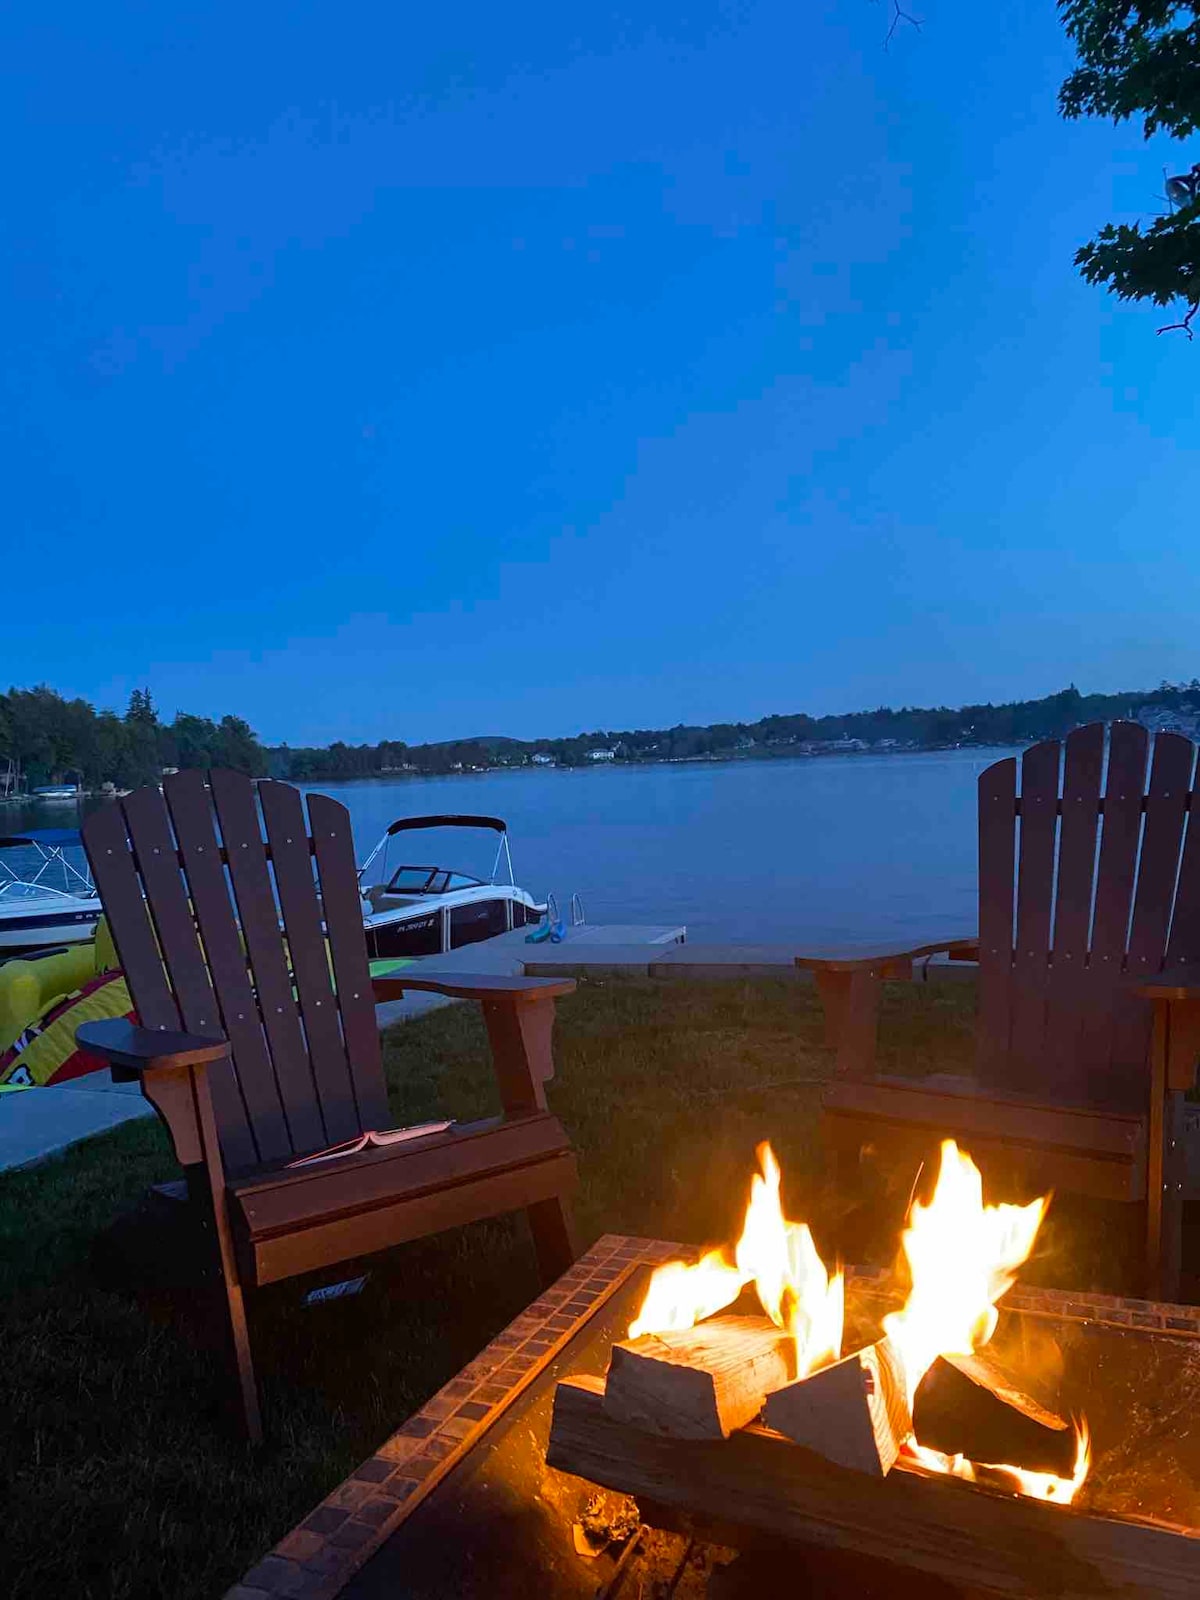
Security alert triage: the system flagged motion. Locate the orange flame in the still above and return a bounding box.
[629,1143,843,1377]
[627,1249,744,1340]
[883,1140,1047,1408]
[885,1140,1090,1504]
[906,1419,1091,1505]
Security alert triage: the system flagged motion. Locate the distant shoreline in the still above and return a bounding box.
[288,740,1029,785]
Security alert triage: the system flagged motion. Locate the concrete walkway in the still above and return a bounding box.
[0,1068,155,1172]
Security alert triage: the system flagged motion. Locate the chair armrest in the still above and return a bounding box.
[371,971,575,1117]
[76,1017,231,1073]
[1136,970,1200,1002]
[795,934,978,974]
[371,973,577,1003]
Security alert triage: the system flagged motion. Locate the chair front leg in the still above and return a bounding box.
[1146,1000,1194,1303]
[815,968,885,1080]
[525,1195,578,1286]
[480,993,556,1115]
[191,1064,262,1444]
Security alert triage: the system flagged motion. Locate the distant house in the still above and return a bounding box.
[531,752,554,766]
[798,736,868,755]
[1136,704,1200,738]
[587,748,616,762]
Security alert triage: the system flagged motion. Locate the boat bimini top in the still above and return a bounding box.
[0,829,96,902]
[357,815,516,898]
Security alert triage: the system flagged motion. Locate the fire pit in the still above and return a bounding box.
[547,1144,1200,1598]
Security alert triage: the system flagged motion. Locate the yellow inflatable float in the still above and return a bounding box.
[0,920,133,1087]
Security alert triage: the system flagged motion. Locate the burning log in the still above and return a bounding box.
[603,1314,793,1441]
[762,1337,911,1477]
[547,1378,1174,1600]
[912,1350,1077,1478]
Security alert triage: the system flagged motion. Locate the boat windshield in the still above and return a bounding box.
[358,816,516,890]
[384,865,485,895]
[0,879,88,903]
[0,831,95,898]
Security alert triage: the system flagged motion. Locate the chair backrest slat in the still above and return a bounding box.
[119,785,259,1168]
[1127,733,1194,972]
[82,770,389,1171]
[1007,739,1060,1091]
[976,752,1017,1085]
[977,721,1196,1112]
[1101,732,1196,1094]
[257,780,361,1147]
[1166,781,1200,970]
[208,769,328,1154]
[1043,724,1105,1073]
[85,801,182,1033]
[1089,722,1148,964]
[308,791,390,1131]
[1074,722,1149,1092]
[163,771,293,1165]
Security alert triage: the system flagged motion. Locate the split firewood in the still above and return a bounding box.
[602,1314,793,1441]
[762,1337,911,1477]
[912,1349,1076,1477]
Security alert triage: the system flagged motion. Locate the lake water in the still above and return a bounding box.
[301,749,1003,945]
[3,749,1006,945]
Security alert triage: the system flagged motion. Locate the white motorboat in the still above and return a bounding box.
[0,830,102,955]
[358,815,545,960]
[32,785,82,802]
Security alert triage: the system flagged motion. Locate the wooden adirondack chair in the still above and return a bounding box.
[75,769,578,1441]
[800,722,1200,1301]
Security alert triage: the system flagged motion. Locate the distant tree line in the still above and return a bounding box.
[0,685,267,790]
[269,682,1200,779]
[6,680,1198,792]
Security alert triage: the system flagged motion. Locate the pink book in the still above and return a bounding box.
[287,1119,454,1169]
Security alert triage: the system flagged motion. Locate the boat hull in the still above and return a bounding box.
[0,907,101,955]
[363,888,544,961]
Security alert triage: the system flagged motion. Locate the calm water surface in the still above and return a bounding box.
[4,749,1004,944]
[303,749,1001,944]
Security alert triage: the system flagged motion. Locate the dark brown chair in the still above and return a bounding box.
[798,722,1200,1300]
[76,769,578,1441]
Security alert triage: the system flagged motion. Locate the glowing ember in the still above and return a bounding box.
[905,1420,1091,1505]
[883,1140,1047,1408]
[629,1143,843,1377]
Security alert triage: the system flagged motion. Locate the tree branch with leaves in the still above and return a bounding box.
[1059,0,1200,334]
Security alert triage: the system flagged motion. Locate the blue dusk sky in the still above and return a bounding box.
[3,2,1198,745]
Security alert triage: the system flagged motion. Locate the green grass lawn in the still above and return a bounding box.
[0,976,1132,1600]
